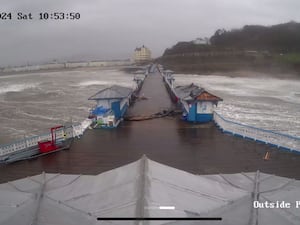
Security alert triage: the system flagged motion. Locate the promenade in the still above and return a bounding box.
[1,66,300,183]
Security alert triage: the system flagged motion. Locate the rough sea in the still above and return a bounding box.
[174,74,300,137]
[0,68,299,144]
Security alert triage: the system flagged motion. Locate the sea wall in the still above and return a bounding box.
[0,60,133,73]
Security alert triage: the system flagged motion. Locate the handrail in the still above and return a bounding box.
[213,111,300,153]
[0,120,92,157]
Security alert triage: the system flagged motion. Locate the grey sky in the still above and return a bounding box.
[1,0,300,67]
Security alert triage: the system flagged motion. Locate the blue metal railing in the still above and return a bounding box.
[213,111,300,153]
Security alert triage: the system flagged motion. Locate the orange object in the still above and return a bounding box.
[263,151,270,160]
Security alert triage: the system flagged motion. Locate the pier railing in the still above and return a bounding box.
[0,119,92,157]
[0,130,66,157]
[213,112,300,153]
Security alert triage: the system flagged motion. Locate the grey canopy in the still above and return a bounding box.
[88,85,133,100]
[0,156,299,225]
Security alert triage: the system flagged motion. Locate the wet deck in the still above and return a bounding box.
[1,68,300,183]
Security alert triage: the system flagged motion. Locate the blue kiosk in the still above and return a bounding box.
[88,85,133,128]
[174,84,223,123]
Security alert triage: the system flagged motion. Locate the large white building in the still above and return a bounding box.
[133,45,151,63]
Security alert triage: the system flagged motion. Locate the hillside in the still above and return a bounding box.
[210,22,300,52]
[158,22,300,75]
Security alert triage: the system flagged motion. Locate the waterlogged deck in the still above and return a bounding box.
[1,68,300,183]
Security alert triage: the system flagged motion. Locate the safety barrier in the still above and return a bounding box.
[0,120,92,157]
[213,112,300,153]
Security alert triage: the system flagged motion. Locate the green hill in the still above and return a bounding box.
[158,22,300,75]
[210,22,300,52]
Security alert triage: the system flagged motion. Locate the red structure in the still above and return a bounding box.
[38,126,63,153]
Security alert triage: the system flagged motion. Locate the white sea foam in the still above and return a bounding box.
[75,80,112,87]
[175,74,300,137]
[45,90,66,97]
[73,80,133,88]
[0,83,39,94]
[174,74,300,104]
[16,110,61,121]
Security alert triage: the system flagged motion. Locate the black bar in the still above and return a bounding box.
[97,217,222,221]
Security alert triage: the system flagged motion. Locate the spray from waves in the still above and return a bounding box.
[174,74,300,104]
[0,83,39,94]
[216,102,300,137]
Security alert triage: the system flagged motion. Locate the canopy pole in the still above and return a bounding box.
[248,170,260,225]
[32,172,46,225]
[136,155,148,225]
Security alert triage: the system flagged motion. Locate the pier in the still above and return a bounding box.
[1,66,300,183]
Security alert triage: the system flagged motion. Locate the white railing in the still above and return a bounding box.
[72,119,93,138]
[213,112,300,153]
[0,132,62,157]
[0,119,92,157]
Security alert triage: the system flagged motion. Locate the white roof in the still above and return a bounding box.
[88,85,133,100]
[0,156,300,225]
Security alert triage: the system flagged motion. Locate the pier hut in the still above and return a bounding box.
[175,84,222,123]
[88,85,133,128]
[162,71,222,123]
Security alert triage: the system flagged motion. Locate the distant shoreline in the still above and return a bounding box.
[172,69,300,79]
[0,60,133,76]
[0,64,134,77]
[164,63,300,79]
[1,62,298,80]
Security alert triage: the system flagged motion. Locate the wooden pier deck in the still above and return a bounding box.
[1,67,300,183]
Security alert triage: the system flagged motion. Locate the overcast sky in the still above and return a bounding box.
[1,0,300,67]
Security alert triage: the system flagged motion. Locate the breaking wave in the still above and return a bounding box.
[74,80,113,87]
[16,110,61,121]
[0,83,39,95]
[73,80,133,88]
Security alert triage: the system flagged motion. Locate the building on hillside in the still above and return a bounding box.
[193,37,210,45]
[133,45,151,63]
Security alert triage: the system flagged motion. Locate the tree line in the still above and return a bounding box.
[163,22,300,56]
